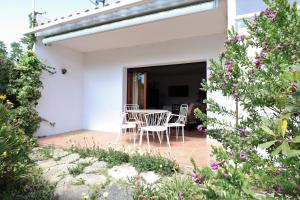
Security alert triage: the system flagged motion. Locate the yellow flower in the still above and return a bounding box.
[0,95,6,100]
[1,151,7,158]
[281,119,288,137]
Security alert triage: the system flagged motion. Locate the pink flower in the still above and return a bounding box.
[197,125,207,134]
[297,183,300,191]
[210,161,218,170]
[239,152,248,160]
[192,170,203,184]
[238,128,246,135]
[178,192,184,199]
[276,44,284,49]
[274,169,281,176]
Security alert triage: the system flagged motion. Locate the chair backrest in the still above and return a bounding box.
[122,112,128,124]
[179,104,189,124]
[124,104,139,112]
[145,112,171,127]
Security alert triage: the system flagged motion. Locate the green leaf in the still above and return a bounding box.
[281,141,290,156]
[258,141,276,149]
[286,149,300,158]
[290,136,300,143]
[271,144,283,157]
[261,126,275,136]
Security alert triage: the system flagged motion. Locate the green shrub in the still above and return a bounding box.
[97,148,130,167]
[130,153,179,176]
[0,98,35,189]
[0,97,55,200]
[0,168,55,200]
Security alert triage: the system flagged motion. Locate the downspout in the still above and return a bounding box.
[42,2,217,45]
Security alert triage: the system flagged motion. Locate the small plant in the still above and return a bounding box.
[130,153,179,176]
[131,177,159,200]
[68,162,90,176]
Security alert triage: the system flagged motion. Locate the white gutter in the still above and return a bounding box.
[43,1,217,45]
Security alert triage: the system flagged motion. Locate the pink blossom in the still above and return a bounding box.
[276,44,284,49]
[238,128,246,135]
[297,183,300,191]
[210,161,218,170]
[239,152,248,160]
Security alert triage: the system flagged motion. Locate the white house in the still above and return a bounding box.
[26,0,298,137]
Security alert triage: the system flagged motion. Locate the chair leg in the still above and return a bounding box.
[157,131,162,144]
[146,131,150,150]
[182,126,185,143]
[139,130,143,145]
[165,130,171,148]
[133,128,136,146]
[116,128,123,144]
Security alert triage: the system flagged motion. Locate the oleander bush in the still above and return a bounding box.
[192,0,300,199]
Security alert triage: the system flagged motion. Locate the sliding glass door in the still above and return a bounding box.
[127,72,147,109]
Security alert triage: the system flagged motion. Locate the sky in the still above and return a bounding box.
[0,0,117,50]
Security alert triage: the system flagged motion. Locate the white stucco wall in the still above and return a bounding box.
[35,40,84,136]
[82,33,232,133]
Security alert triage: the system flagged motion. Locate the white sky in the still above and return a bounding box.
[0,0,117,49]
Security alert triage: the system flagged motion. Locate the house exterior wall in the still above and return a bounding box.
[82,33,231,133]
[35,40,84,136]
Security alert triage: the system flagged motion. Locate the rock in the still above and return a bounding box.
[55,175,91,200]
[57,153,80,164]
[140,171,161,184]
[43,163,76,183]
[53,149,69,159]
[107,164,138,181]
[37,159,57,170]
[76,157,98,165]
[76,174,107,186]
[84,161,107,173]
[97,184,133,200]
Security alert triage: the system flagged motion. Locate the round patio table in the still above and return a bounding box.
[128,109,169,114]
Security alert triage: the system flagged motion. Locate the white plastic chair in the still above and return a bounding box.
[139,111,171,149]
[124,104,139,122]
[167,104,188,142]
[117,112,137,145]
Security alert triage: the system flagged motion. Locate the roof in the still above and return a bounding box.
[26,0,216,37]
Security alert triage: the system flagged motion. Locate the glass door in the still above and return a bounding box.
[127,72,147,109]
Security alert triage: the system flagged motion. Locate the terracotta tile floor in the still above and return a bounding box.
[38,130,219,170]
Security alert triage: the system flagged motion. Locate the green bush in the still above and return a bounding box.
[193,0,300,199]
[0,97,35,188]
[0,97,55,200]
[129,153,179,176]
[0,168,55,200]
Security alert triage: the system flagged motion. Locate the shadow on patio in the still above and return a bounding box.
[38,130,218,170]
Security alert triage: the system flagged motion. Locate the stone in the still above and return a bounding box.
[84,161,107,173]
[76,157,98,165]
[37,159,57,170]
[76,174,107,186]
[107,164,138,181]
[97,184,133,200]
[55,175,91,200]
[43,163,76,183]
[140,171,161,184]
[57,153,80,164]
[53,149,69,159]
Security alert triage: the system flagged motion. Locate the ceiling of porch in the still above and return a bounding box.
[53,0,227,53]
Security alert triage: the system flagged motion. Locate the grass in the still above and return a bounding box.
[68,162,91,177]
[70,146,179,176]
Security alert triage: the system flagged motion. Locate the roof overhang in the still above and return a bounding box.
[26,0,218,38]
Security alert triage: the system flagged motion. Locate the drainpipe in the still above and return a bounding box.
[42,2,216,45]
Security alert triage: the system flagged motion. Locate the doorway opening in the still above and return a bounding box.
[127,62,207,131]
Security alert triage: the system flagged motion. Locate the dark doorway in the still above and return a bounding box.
[127,62,207,131]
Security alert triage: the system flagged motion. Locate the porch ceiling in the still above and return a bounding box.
[54,0,227,53]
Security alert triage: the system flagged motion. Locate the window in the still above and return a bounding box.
[236,0,299,15]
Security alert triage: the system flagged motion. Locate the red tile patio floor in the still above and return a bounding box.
[38,130,219,170]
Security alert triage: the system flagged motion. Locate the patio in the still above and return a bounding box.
[37,130,218,169]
